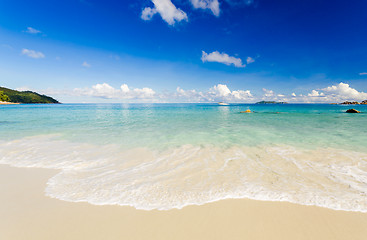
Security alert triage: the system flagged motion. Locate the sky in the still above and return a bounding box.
[0,0,366,103]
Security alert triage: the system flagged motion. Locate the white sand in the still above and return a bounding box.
[0,101,19,105]
[1,164,367,240]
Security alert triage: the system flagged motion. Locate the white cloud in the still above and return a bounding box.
[71,83,252,102]
[359,72,367,76]
[201,51,245,68]
[190,0,220,16]
[141,7,157,20]
[16,86,33,92]
[307,90,324,97]
[140,0,254,25]
[211,84,231,97]
[25,27,41,34]
[175,84,253,102]
[74,83,156,99]
[261,83,367,103]
[321,82,367,101]
[21,49,45,59]
[246,57,255,64]
[231,89,253,100]
[141,0,188,25]
[174,87,206,102]
[262,88,274,97]
[285,82,367,103]
[41,82,367,104]
[82,61,91,68]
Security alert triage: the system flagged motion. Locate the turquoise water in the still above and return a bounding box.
[1,103,367,211]
[1,103,367,151]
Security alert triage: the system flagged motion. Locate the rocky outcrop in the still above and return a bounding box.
[340,100,367,105]
[340,101,359,105]
[346,109,360,113]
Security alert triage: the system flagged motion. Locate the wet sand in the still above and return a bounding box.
[1,164,367,240]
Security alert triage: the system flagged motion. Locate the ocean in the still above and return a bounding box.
[1,103,366,211]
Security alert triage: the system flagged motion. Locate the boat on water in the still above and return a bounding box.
[218,102,229,106]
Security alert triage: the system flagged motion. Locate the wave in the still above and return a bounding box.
[1,135,367,212]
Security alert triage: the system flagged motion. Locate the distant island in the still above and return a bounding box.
[0,87,59,104]
[256,101,288,104]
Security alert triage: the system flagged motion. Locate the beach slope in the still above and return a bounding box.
[1,165,367,240]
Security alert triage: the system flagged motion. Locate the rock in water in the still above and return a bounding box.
[346,109,360,113]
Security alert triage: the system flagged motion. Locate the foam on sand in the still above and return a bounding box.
[1,135,367,211]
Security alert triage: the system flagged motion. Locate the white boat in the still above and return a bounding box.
[218,102,229,106]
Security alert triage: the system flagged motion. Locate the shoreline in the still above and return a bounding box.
[0,101,20,105]
[1,164,367,240]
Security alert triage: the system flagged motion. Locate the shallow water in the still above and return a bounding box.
[1,103,367,211]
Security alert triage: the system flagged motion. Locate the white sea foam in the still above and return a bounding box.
[1,135,367,212]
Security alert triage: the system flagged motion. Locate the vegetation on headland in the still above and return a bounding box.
[0,91,11,102]
[255,101,288,104]
[0,87,59,104]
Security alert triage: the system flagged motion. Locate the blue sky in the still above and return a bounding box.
[0,0,366,103]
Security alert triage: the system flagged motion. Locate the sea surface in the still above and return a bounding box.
[1,103,367,211]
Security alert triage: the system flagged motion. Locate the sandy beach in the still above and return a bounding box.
[1,164,367,240]
[0,101,19,105]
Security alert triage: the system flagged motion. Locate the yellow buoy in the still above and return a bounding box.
[240,109,251,113]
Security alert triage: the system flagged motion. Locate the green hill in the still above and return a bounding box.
[0,87,60,104]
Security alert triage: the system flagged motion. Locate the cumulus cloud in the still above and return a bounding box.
[24,27,41,34]
[175,84,253,102]
[280,82,367,103]
[307,90,324,97]
[74,83,156,99]
[82,61,91,68]
[140,0,255,26]
[141,7,157,20]
[21,49,45,59]
[210,84,231,97]
[41,82,367,104]
[71,83,252,102]
[262,88,274,97]
[190,0,220,16]
[173,87,206,102]
[321,82,367,101]
[141,0,188,25]
[201,51,245,68]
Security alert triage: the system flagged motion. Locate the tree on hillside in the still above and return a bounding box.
[0,91,11,102]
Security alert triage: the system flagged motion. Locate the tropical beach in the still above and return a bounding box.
[1,103,367,211]
[1,0,367,239]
